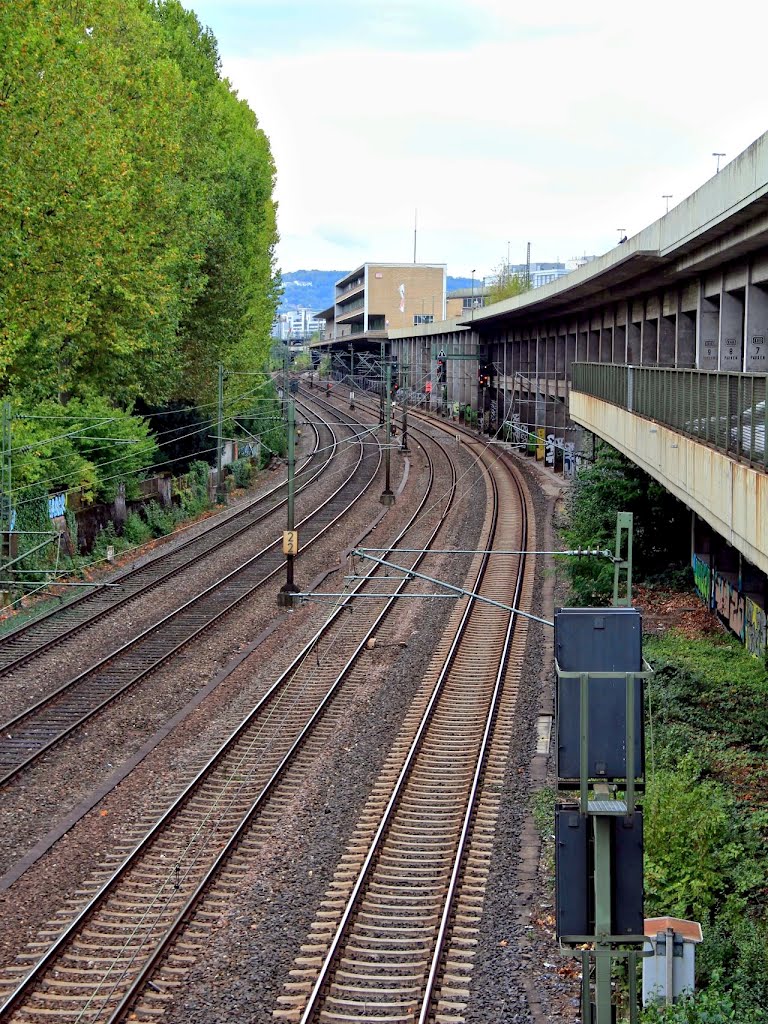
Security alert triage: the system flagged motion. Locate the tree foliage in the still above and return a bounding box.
[485,268,530,305]
[0,0,279,504]
[561,440,690,603]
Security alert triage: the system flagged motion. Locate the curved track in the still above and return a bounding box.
[0,406,467,1022]
[0,403,324,676]
[277,415,531,1023]
[0,400,380,786]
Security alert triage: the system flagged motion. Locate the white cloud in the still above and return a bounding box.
[215,1,768,276]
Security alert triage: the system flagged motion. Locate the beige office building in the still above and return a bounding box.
[318,263,446,340]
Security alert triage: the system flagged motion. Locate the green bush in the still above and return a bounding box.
[122,511,152,547]
[231,456,253,489]
[91,522,125,561]
[640,985,765,1023]
[696,921,768,1014]
[142,500,175,538]
[188,460,211,504]
[644,754,762,926]
[642,631,768,1015]
[560,440,690,602]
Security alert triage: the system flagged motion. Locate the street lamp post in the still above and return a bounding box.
[713,152,725,173]
[662,194,672,214]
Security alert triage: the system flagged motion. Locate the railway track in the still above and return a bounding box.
[0,401,326,677]
[0,400,382,786]
[0,409,472,1021]
[273,407,533,1022]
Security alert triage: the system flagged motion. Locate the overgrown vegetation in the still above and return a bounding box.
[561,441,691,604]
[557,441,768,1020]
[639,633,768,1020]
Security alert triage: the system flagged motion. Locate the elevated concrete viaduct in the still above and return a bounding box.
[332,130,768,652]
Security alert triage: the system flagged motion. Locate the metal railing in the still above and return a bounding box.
[571,364,767,471]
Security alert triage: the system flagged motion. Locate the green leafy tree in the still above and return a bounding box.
[1,0,279,515]
[562,441,690,603]
[485,266,530,305]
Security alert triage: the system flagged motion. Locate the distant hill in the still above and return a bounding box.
[278,269,479,315]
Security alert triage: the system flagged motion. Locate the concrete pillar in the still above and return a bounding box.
[658,316,675,366]
[745,276,768,372]
[613,325,627,364]
[588,329,600,361]
[567,333,577,375]
[556,334,567,375]
[641,316,658,365]
[698,292,719,369]
[577,328,588,363]
[719,289,744,371]
[600,328,612,363]
[627,322,641,364]
[677,312,696,367]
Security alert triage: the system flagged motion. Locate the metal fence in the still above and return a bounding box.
[571,364,767,471]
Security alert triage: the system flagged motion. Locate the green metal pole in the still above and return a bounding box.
[286,398,296,589]
[379,341,385,427]
[593,816,613,1024]
[613,511,633,606]
[216,363,224,503]
[579,672,590,812]
[278,399,299,605]
[380,362,394,505]
[401,396,409,453]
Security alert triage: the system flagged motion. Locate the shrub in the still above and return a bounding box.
[644,755,761,925]
[122,511,152,547]
[142,500,175,537]
[231,456,253,489]
[91,522,126,561]
[640,985,764,1023]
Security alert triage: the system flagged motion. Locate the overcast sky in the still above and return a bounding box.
[189,0,768,280]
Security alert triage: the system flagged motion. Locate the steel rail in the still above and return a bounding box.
[106,422,454,1022]
[418,457,528,1022]
[295,433,501,1023]
[0,413,459,1021]
[0,404,379,786]
[0,404,324,676]
[292,421,530,1023]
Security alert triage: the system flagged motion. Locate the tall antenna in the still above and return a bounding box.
[413,209,417,263]
[525,241,531,289]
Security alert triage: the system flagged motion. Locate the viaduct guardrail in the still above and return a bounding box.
[571,364,767,471]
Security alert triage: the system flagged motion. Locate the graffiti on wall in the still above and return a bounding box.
[745,597,768,660]
[543,433,577,476]
[48,492,66,519]
[714,573,745,640]
[693,552,767,659]
[692,553,712,608]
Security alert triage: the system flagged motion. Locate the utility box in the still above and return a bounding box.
[555,607,644,783]
[642,918,703,1005]
[555,804,589,936]
[555,806,644,939]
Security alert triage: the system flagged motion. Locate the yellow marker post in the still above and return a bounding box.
[283,530,299,556]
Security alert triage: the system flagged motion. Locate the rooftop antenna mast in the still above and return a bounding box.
[413,208,417,263]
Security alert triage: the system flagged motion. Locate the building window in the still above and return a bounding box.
[413,314,434,325]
